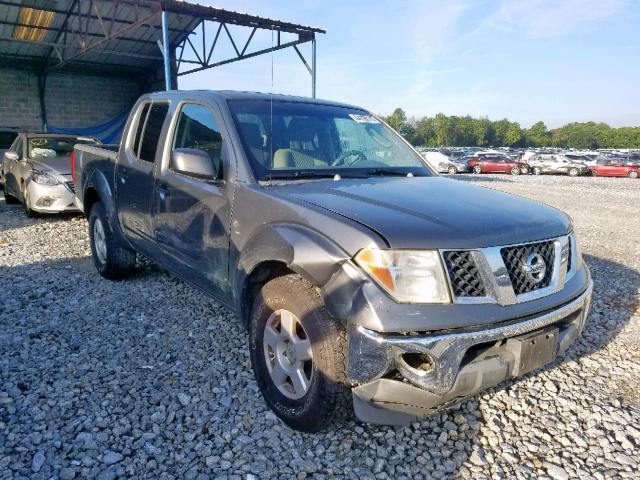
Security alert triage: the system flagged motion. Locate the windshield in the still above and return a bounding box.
[28,136,98,160]
[228,99,432,180]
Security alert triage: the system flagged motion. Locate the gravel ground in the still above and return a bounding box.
[0,174,638,480]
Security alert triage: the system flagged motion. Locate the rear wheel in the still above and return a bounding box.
[88,202,136,280]
[591,170,598,177]
[249,273,350,432]
[629,170,639,179]
[473,165,482,174]
[447,166,457,175]
[568,168,579,177]
[3,181,18,204]
[532,166,542,175]
[510,166,521,175]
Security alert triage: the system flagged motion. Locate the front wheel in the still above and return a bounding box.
[88,202,136,280]
[21,184,36,218]
[510,166,521,175]
[532,166,542,175]
[473,165,482,174]
[447,166,457,175]
[629,170,639,179]
[568,168,579,177]
[249,274,350,432]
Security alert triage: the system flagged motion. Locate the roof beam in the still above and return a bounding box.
[0,19,162,47]
[44,6,162,74]
[0,0,188,35]
[177,36,310,77]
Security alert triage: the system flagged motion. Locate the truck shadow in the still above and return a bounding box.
[0,251,636,478]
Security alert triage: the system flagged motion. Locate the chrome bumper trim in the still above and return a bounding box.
[358,279,593,395]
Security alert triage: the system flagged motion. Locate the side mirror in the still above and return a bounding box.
[171,148,218,181]
[4,151,18,161]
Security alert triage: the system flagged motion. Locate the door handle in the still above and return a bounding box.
[157,184,169,200]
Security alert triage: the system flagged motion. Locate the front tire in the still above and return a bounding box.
[510,166,521,175]
[249,273,350,432]
[532,166,542,175]
[629,170,638,179]
[568,168,579,177]
[88,202,136,280]
[473,165,482,174]
[447,166,457,175]
[21,184,36,218]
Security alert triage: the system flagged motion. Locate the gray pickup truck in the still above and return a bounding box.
[73,90,593,431]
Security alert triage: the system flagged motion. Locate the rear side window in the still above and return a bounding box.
[132,103,151,157]
[139,103,169,163]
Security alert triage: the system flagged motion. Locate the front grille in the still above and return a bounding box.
[443,251,486,297]
[66,181,75,193]
[501,240,555,295]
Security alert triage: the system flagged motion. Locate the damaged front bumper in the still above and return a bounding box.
[348,279,593,425]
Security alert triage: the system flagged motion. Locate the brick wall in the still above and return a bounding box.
[44,73,143,128]
[0,69,42,131]
[0,68,146,131]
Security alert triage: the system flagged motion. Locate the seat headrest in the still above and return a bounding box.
[287,117,318,143]
[238,122,263,148]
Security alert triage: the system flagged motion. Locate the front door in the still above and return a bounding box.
[5,136,24,197]
[152,102,232,300]
[116,102,170,249]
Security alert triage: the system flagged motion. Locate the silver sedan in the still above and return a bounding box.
[2,133,98,217]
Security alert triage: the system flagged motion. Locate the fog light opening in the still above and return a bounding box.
[401,352,435,373]
[36,197,56,207]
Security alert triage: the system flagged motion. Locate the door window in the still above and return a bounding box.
[132,103,151,157]
[172,103,224,177]
[15,139,23,158]
[138,103,169,163]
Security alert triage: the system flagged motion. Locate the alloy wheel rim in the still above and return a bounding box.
[263,309,313,400]
[93,218,107,264]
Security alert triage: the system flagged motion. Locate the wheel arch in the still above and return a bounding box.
[235,224,351,328]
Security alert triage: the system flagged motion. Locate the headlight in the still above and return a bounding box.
[571,233,583,270]
[354,248,451,303]
[32,171,63,186]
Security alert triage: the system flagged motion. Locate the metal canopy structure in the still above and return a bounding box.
[0,0,324,95]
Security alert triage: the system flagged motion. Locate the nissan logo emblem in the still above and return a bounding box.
[522,252,546,284]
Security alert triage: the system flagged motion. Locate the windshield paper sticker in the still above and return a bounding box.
[349,114,380,124]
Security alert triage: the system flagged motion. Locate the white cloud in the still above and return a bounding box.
[485,0,629,38]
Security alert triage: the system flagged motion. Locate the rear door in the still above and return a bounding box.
[152,101,232,300]
[116,101,170,249]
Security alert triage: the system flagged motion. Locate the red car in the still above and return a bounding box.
[589,159,639,178]
[466,154,528,175]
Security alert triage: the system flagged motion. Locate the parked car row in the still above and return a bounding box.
[420,147,640,178]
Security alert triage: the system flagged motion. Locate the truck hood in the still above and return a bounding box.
[29,156,72,175]
[270,176,571,249]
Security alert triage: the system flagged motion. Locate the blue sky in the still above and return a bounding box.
[178,0,640,128]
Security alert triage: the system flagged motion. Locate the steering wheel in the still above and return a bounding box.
[331,149,367,167]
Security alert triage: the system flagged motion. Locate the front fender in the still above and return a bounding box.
[234,223,351,314]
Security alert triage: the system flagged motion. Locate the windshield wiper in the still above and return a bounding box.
[364,168,426,177]
[267,171,367,180]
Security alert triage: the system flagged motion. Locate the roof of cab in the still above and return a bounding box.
[143,89,362,110]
